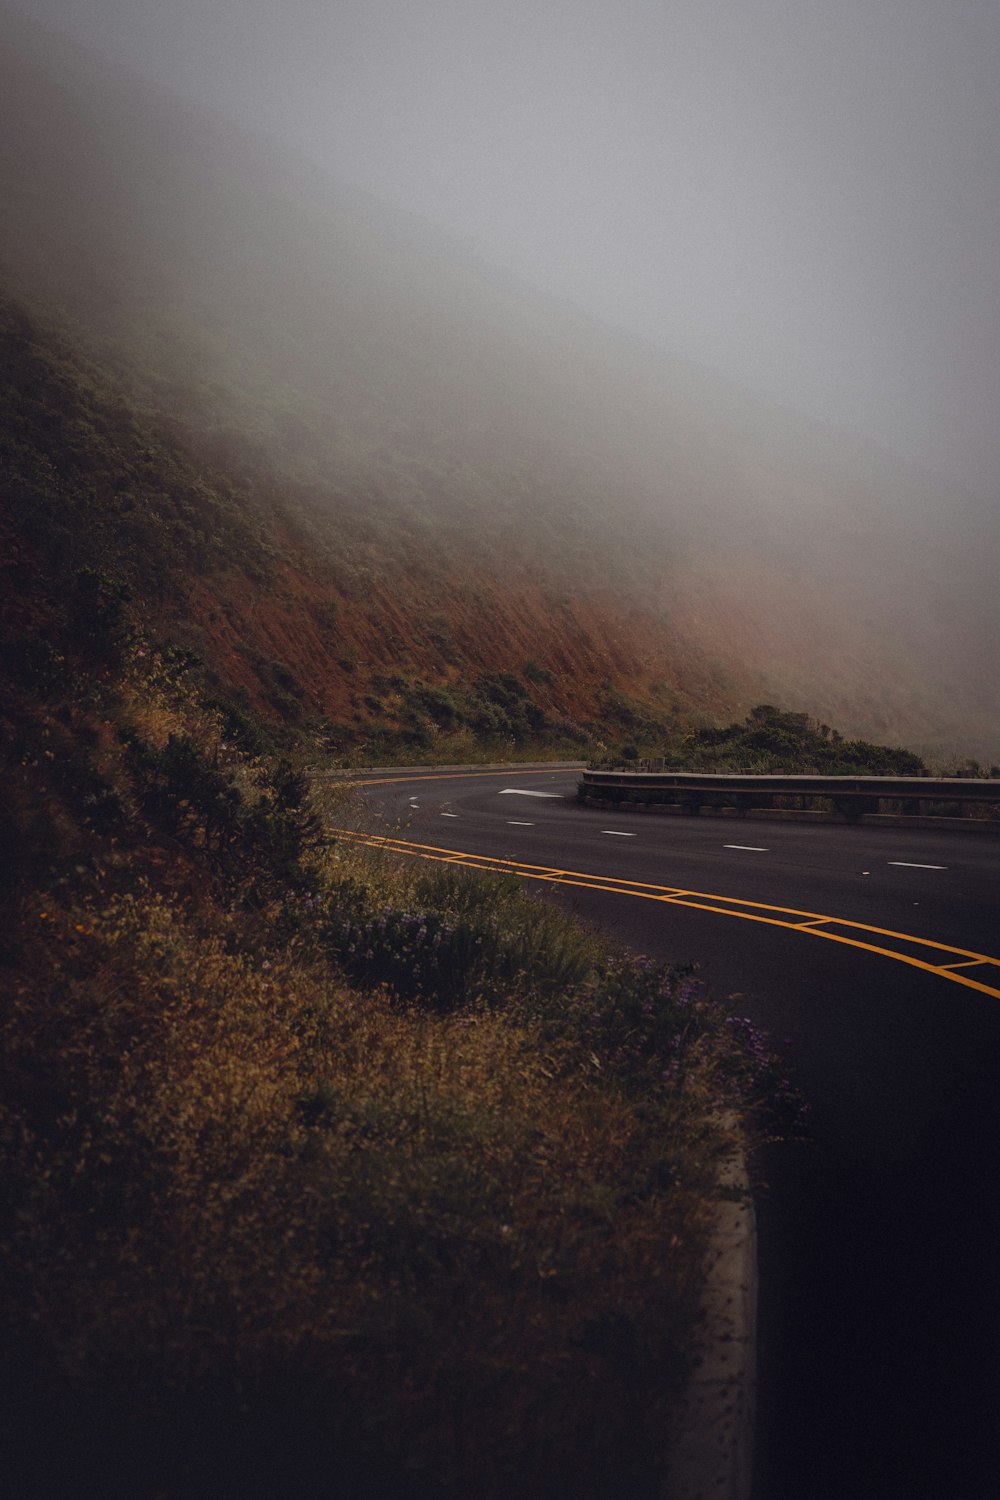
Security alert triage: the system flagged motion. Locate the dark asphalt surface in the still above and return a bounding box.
[345,766,1000,1499]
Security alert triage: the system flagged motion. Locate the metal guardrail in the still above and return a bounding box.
[580,770,1000,808]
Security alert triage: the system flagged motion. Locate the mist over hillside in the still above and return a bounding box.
[1,5,996,761]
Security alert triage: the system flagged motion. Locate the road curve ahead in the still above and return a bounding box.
[336,765,1000,1500]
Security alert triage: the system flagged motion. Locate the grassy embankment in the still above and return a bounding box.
[2,503,796,1496]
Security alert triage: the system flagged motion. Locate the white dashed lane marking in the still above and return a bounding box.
[724,844,769,852]
[889,861,948,870]
[506,820,535,826]
[440,812,459,818]
[602,830,636,838]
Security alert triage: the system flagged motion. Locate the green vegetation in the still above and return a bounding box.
[593,704,928,777]
[522,657,555,685]
[1,503,794,1498]
[683,704,927,775]
[346,670,591,764]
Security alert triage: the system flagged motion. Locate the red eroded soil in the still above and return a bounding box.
[165,526,971,755]
[173,552,737,727]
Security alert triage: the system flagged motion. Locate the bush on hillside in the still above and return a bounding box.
[593,704,928,777]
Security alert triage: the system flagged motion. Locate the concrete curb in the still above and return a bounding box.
[664,1146,757,1500]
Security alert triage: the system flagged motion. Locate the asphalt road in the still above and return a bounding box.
[337,765,1000,1500]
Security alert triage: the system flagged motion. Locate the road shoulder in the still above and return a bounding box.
[663,1142,757,1500]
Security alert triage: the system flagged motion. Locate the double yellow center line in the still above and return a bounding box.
[331,827,1000,1002]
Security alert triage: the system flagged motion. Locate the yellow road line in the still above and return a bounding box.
[332,827,1000,1002]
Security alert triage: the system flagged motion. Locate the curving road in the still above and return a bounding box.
[337,764,1000,1500]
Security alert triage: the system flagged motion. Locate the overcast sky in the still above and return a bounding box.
[11,0,1000,496]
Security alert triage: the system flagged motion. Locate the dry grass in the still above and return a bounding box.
[1,850,755,1498]
[0,624,783,1498]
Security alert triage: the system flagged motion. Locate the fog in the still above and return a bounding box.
[1,0,998,755]
[10,0,1000,499]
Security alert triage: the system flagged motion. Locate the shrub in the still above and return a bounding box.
[678,707,930,776]
[522,658,554,686]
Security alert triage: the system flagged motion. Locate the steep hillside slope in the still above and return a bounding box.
[1,6,996,759]
[0,294,724,759]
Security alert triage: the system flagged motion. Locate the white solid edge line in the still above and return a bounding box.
[888,861,947,870]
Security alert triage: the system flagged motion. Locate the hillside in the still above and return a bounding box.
[1,4,997,762]
[1,283,795,1499]
[0,294,698,762]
